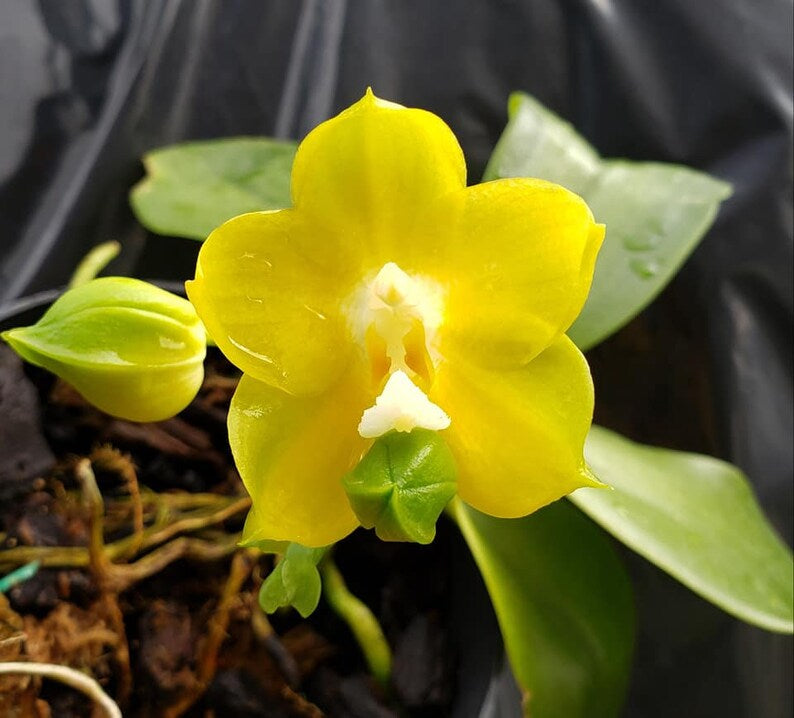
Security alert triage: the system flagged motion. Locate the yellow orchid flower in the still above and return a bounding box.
[186,89,605,548]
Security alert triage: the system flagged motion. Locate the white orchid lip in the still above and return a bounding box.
[358,370,450,438]
[346,262,449,439]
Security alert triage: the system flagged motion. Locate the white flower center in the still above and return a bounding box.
[347,262,449,438]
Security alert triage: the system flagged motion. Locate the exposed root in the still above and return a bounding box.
[74,458,111,582]
[251,601,301,688]
[0,493,250,575]
[0,454,260,715]
[162,549,258,718]
[99,592,133,703]
[278,682,326,718]
[110,532,241,592]
[90,446,144,560]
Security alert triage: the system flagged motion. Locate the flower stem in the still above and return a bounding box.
[319,555,392,689]
[67,240,121,288]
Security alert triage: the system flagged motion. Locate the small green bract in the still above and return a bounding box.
[258,544,326,618]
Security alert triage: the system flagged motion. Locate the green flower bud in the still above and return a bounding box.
[343,429,457,544]
[258,543,327,618]
[2,277,206,422]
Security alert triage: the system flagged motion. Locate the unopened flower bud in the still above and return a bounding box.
[2,277,206,422]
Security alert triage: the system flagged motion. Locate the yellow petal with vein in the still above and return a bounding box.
[187,209,357,396]
[230,365,372,547]
[431,335,601,518]
[290,89,466,259]
[427,178,604,366]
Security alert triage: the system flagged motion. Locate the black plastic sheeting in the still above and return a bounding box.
[0,1,791,716]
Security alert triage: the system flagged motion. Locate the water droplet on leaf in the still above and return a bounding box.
[623,232,663,251]
[629,258,661,278]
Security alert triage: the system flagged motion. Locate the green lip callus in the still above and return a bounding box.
[343,428,458,544]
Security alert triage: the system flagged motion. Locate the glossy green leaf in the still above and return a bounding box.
[130,138,297,240]
[343,429,457,544]
[484,92,732,350]
[572,426,793,633]
[452,499,634,718]
[258,543,327,618]
[1,277,206,422]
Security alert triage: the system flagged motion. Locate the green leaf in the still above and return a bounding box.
[451,499,634,718]
[343,429,457,544]
[1,277,206,423]
[484,93,732,350]
[572,426,794,633]
[130,137,297,240]
[258,543,327,618]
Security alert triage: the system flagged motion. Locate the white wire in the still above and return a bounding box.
[0,662,122,718]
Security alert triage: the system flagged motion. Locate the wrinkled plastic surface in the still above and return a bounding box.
[0,1,791,716]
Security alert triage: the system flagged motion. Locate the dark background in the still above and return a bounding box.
[0,1,791,716]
